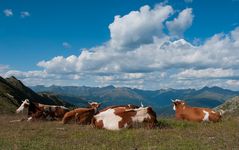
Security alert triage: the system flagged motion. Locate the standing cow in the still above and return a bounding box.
[16,99,69,121]
[172,99,222,122]
[92,106,157,130]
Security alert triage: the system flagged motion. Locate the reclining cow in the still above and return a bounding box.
[172,99,222,122]
[97,104,139,113]
[92,106,157,130]
[62,102,101,124]
[16,99,69,121]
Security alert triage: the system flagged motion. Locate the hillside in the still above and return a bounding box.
[0,76,74,114]
[215,96,239,116]
[31,85,239,115]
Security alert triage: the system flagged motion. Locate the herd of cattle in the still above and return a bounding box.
[15,99,223,130]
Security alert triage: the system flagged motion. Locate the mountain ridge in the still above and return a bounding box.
[0,76,75,113]
[31,84,239,115]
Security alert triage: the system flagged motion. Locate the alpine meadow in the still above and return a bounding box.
[1,0,239,149]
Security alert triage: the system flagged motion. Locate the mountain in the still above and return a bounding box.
[38,92,88,107]
[0,76,74,114]
[215,96,239,116]
[31,85,239,115]
[1,76,238,115]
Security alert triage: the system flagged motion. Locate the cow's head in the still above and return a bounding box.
[172,99,186,111]
[16,99,30,113]
[88,102,101,109]
[132,107,157,128]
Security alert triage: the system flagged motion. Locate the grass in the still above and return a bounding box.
[0,114,239,150]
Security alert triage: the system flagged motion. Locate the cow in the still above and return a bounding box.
[92,106,157,130]
[16,99,69,121]
[97,104,139,113]
[62,102,101,124]
[172,99,222,122]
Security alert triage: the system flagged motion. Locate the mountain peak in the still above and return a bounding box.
[103,85,115,89]
[5,76,25,88]
[201,86,223,91]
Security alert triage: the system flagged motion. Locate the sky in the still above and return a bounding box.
[1,0,239,90]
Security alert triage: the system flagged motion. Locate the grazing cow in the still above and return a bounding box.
[172,99,222,122]
[16,99,69,121]
[92,106,157,130]
[62,102,101,124]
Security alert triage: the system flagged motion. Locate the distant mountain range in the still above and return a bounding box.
[31,84,239,116]
[1,76,239,115]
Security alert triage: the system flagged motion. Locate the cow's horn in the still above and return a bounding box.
[140,101,144,107]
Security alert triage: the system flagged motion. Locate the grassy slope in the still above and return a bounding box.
[0,115,238,150]
[0,95,18,114]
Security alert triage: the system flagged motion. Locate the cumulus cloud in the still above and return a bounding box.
[20,11,30,18]
[166,8,194,37]
[3,9,13,17]
[36,25,239,89]
[173,68,236,79]
[109,4,173,49]
[4,4,239,90]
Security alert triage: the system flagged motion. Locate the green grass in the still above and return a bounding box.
[0,115,239,150]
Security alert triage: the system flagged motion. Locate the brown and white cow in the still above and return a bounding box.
[92,106,157,130]
[172,99,222,122]
[16,99,69,121]
[97,104,139,113]
[62,102,101,124]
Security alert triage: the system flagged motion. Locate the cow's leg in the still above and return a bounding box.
[75,113,79,124]
[27,116,33,122]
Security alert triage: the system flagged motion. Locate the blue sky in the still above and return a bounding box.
[1,0,239,90]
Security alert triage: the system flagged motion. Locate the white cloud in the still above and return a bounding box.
[3,9,13,17]
[20,11,30,18]
[62,42,72,49]
[226,80,239,87]
[166,8,194,37]
[36,25,239,90]
[3,4,239,90]
[173,68,236,79]
[109,4,173,49]
[3,70,50,79]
